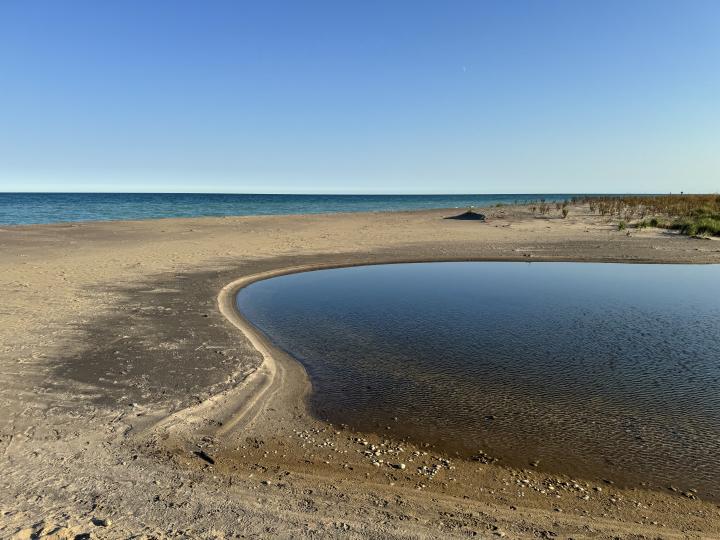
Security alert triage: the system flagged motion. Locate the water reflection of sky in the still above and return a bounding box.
[238,262,720,497]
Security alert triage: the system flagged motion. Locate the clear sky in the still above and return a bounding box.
[1,0,718,194]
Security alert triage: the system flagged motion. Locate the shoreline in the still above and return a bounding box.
[217,260,720,500]
[0,194,577,228]
[2,205,720,538]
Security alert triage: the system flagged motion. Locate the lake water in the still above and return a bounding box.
[237,262,720,498]
[1,192,577,225]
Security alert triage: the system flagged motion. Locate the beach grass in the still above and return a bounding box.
[578,194,720,237]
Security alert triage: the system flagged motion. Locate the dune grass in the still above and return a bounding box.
[578,195,720,237]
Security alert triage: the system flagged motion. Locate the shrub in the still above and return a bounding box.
[680,221,698,236]
[672,216,720,237]
[618,221,627,231]
[562,208,569,219]
[696,217,720,235]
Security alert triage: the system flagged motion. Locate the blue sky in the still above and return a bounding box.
[1,0,718,194]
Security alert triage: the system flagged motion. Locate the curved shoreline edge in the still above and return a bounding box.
[140,255,720,516]
[153,256,720,447]
[222,256,720,429]
[147,266,315,442]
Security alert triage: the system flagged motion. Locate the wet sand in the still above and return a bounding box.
[2,204,720,538]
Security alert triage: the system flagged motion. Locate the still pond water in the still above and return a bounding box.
[237,262,720,497]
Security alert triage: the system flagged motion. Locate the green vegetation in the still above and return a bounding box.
[579,195,720,237]
[670,216,720,237]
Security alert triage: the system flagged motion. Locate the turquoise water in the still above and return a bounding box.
[237,262,720,498]
[0,192,578,225]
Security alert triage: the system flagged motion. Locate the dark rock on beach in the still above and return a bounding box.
[445,210,486,221]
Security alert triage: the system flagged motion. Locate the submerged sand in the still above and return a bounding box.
[1,204,720,539]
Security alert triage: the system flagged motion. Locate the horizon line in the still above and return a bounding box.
[0,190,709,196]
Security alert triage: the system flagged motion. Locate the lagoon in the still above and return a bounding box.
[237,262,720,497]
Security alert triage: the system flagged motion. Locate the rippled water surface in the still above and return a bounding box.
[237,262,720,497]
[0,192,574,225]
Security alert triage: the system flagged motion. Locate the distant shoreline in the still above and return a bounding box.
[0,192,595,226]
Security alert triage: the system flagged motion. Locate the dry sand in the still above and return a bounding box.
[1,204,720,539]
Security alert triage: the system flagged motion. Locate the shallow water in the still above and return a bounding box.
[237,262,720,497]
[0,192,574,225]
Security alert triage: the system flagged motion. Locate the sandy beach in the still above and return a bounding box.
[2,204,720,539]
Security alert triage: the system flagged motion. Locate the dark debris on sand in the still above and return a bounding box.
[445,210,486,221]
